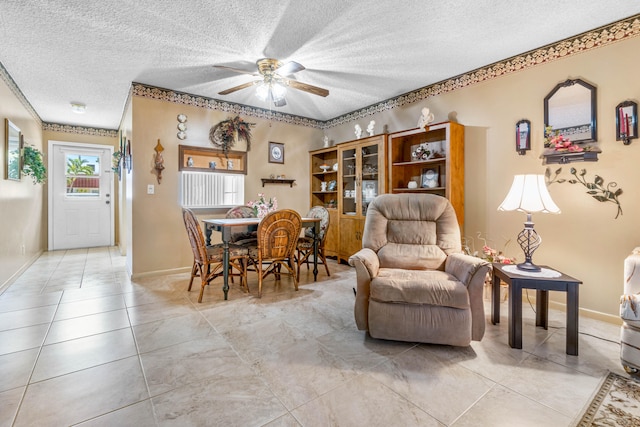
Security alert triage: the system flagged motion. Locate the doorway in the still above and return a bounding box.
[48,141,114,250]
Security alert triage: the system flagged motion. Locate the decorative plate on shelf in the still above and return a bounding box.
[327,180,337,191]
[332,162,338,171]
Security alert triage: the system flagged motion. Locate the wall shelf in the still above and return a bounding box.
[261,178,295,187]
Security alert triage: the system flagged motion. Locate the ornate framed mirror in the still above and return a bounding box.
[544,78,597,144]
[4,118,21,181]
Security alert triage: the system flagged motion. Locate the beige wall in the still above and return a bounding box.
[0,78,44,288]
[3,32,638,320]
[326,35,640,319]
[127,96,323,277]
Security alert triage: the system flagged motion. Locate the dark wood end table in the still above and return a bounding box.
[491,263,582,356]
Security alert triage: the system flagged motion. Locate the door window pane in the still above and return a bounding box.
[65,154,100,197]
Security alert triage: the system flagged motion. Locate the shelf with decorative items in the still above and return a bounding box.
[540,125,601,165]
[309,146,339,210]
[388,121,464,228]
[309,145,340,258]
[178,145,246,174]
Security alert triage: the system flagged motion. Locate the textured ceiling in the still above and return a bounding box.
[1,1,639,130]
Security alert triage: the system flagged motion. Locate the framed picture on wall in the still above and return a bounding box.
[268,142,284,164]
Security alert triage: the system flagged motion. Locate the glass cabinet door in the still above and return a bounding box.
[360,141,380,216]
[341,146,357,216]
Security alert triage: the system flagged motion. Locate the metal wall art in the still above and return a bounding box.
[546,167,623,219]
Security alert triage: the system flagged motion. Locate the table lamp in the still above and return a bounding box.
[498,174,561,272]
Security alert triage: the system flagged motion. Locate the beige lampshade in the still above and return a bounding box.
[498,174,561,214]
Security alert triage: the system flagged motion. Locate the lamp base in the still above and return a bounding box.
[517,261,541,272]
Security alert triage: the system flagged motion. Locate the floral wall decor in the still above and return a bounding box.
[545,167,623,219]
[209,116,255,154]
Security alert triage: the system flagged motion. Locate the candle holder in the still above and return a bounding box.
[616,100,638,145]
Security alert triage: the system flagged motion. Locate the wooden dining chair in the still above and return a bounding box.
[251,209,302,297]
[296,205,331,277]
[225,205,258,245]
[182,208,248,302]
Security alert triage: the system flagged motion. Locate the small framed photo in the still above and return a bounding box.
[421,166,440,188]
[268,142,285,164]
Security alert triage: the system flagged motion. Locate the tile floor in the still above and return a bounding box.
[0,247,626,426]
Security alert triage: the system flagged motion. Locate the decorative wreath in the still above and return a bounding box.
[209,116,254,154]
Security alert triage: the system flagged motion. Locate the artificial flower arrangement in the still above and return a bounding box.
[463,233,516,264]
[247,193,278,218]
[481,245,517,264]
[412,143,431,160]
[544,125,583,153]
[209,115,255,154]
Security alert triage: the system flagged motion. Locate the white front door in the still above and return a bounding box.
[49,141,114,250]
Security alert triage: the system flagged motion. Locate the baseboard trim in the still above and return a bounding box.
[131,266,191,280]
[0,250,44,294]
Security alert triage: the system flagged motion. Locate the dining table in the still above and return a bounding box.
[203,216,321,300]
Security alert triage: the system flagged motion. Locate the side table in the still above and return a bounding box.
[491,263,582,356]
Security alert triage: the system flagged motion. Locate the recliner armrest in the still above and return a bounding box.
[445,253,490,287]
[349,248,380,279]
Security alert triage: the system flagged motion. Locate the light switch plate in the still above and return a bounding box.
[147,184,154,194]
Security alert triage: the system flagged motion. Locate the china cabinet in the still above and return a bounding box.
[388,121,464,228]
[309,146,339,258]
[337,134,387,263]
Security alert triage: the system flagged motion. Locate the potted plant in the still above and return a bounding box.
[22,145,47,184]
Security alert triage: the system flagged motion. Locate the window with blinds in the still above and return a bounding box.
[179,171,244,208]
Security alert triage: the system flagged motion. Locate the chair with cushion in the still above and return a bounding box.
[251,209,302,297]
[620,247,640,373]
[349,194,491,346]
[296,205,331,278]
[225,205,258,245]
[182,208,248,302]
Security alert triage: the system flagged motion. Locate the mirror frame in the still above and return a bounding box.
[4,118,22,181]
[544,78,597,145]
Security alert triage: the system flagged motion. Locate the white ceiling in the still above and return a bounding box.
[1,1,639,130]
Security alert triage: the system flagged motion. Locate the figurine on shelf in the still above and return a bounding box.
[367,120,375,136]
[354,124,362,139]
[323,135,329,147]
[417,107,435,128]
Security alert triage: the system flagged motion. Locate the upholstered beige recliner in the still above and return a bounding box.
[349,194,490,346]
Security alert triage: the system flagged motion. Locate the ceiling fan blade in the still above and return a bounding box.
[275,61,305,76]
[218,80,258,95]
[285,79,329,97]
[213,65,259,76]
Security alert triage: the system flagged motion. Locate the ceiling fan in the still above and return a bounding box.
[214,58,329,107]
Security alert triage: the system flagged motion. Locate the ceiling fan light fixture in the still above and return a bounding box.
[255,81,286,104]
[70,102,86,114]
[255,82,269,101]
